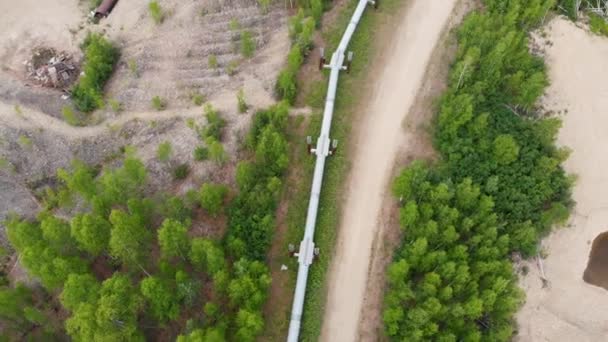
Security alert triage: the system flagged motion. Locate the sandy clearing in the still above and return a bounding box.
[320,1,457,341]
[515,17,608,342]
[0,0,82,71]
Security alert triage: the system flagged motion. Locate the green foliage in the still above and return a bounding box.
[109,206,151,268]
[311,0,324,27]
[173,163,190,180]
[384,0,573,340]
[277,13,315,104]
[237,88,248,113]
[589,12,608,36]
[61,273,100,312]
[240,30,256,58]
[62,106,81,126]
[199,183,229,217]
[229,18,240,31]
[202,104,226,141]
[151,95,166,111]
[149,1,165,24]
[193,145,209,161]
[191,92,205,106]
[158,218,190,260]
[228,103,289,260]
[189,238,227,276]
[258,0,271,14]
[227,59,239,76]
[128,59,139,77]
[140,276,180,322]
[385,171,523,341]
[18,135,32,149]
[206,137,227,165]
[108,98,122,112]
[70,213,111,255]
[71,33,119,112]
[208,54,218,69]
[156,141,172,163]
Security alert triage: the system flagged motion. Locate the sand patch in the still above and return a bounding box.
[515,17,608,342]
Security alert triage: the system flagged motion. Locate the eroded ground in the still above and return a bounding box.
[0,0,289,248]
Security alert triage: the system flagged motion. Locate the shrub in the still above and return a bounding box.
[199,183,228,217]
[62,106,81,126]
[193,146,208,161]
[589,13,608,36]
[227,60,239,76]
[173,163,190,180]
[128,59,138,77]
[151,96,166,111]
[240,30,256,58]
[149,1,164,24]
[108,99,122,113]
[157,141,172,163]
[206,137,227,165]
[229,18,240,31]
[71,33,119,112]
[208,54,218,69]
[18,135,32,149]
[237,89,248,113]
[258,0,271,14]
[202,104,226,141]
[191,92,205,106]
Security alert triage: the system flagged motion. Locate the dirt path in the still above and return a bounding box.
[515,18,608,342]
[320,1,457,341]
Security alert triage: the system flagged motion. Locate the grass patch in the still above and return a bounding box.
[151,96,166,110]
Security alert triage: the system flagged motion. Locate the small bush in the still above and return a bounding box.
[108,99,122,113]
[229,18,240,31]
[14,105,22,116]
[71,33,119,112]
[237,89,248,113]
[157,141,172,163]
[258,0,271,14]
[128,59,138,77]
[152,96,166,111]
[227,60,239,76]
[590,13,608,36]
[18,135,32,149]
[173,163,190,180]
[202,104,226,141]
[149,1,164,24]
[208,54,218,69]
[199,183,228,217]
[191,92,205,106]
[206,137,227,165]
[193,146,208,161]
[240,30,256,58]
[62,106,81,126]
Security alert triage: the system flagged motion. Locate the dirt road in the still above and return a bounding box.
[320,1,457,341]
[515,18,608,341]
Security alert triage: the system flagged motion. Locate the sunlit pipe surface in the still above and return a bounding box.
[286,1,371,341]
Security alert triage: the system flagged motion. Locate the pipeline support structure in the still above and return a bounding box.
[286,1,372,341]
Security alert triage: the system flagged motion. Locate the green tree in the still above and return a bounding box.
[199,183,228,217]
[493,134,520,165]
[61,273,100,311]
[157,218,190,260]
[140,276,180,322]
[108,209,150,270]
[189,238,226,276]
[70,213,111,256]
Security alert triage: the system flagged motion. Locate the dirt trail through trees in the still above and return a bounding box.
[320,1,457,341]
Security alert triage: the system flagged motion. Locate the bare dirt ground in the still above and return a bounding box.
[0,0,290,250]
[516,17,608,342]
[319,1,458,341]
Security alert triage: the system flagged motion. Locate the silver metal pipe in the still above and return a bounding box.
[286,1,371,341]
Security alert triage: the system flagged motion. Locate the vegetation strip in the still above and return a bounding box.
[384,0,573,340]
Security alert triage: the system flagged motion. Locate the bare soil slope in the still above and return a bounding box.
[320,1,457,341]
[516,17,608,341]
